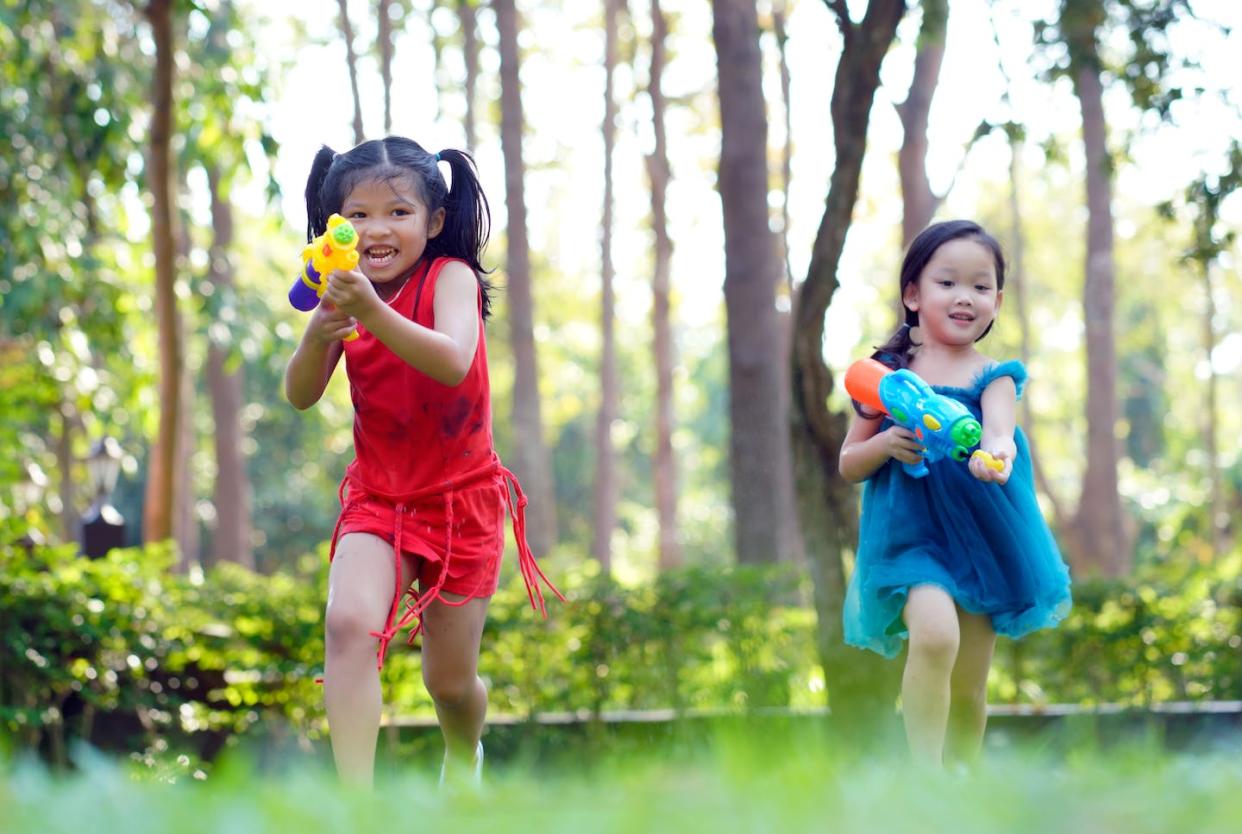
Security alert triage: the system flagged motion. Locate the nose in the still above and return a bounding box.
[356,217,393,242]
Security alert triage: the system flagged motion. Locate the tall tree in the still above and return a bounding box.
[593,0,625,572]
[1040,0,1192,575]
[1,2,142,545]
[988,13,1068,528]
[1061,1,1128,577]
[1162,143,1242,559]
[895,0,947,246]
[378,0,395,134]
[711,0,795,564]
[336,0,366,145]
[142,0,184,546]
[191,3,270,570]
[647,0,682,570]
[494,0,558,555]
[173,208,199,567]
[771,1,795,298]
[459,0,481,149]
[204,165,254,569]
[790,0,906,727]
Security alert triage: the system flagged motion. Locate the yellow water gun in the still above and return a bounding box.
[288,213,360,341]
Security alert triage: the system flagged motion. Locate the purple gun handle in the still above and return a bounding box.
[289,266,321,312]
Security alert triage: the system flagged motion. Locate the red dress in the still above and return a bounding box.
[328,256,560,669]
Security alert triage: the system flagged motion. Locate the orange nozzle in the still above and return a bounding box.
[843,357,892,415]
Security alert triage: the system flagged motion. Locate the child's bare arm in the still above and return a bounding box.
[839,413,924,483]
[971,375,1018,483]
[326,262,479,386]
[285,305,350,410]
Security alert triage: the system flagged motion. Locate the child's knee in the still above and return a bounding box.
[908,622,960,667]
[423,667,479,706]
[324,598,384,649]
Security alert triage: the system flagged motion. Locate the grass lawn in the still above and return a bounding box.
[3,726,1241,834]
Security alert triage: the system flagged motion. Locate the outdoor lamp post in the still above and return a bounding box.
[81,436,126,558]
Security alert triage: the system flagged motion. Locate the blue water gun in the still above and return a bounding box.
[844,357,987,478]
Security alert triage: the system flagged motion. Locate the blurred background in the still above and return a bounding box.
[1,0,1240,776]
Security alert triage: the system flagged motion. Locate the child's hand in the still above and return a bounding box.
[307,302,357,345]
[882,426,925,467]
[969,439,1016,485]
[322,269,379,320]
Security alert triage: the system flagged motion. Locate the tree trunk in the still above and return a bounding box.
[143,0,183,546]
[791,0,905,731]
[176,344,199,569]
[1202,261,1223,557]
[378,0,394,134]
[772,2,795,299]
[895,0,946,247]
[593,0,623,573]
[337,0,366,145]
[711,0,794,565]
[205,165,254,570]
[648,0,682,570]
[459,0,480,150]
[57,402,78,543]
[769,2,805,566]
[1070,58,1129,577]
[172,208,199,569]
[1005,131,1067,528]
[495,0,557,556]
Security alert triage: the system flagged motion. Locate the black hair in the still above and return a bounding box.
[303,136,494,318]
[852,219,1006,417]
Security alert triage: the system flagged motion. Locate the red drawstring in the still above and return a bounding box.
[500,466,566,617]
[326,458,563,673]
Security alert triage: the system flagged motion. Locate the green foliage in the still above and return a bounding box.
[991,552,1242,705]
[0,541,326,766]
[0,541,816,764]
[6,536,1242,768]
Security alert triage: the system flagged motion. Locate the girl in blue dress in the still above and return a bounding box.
[838,220,1071,767]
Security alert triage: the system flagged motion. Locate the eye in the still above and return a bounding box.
[392,208,411,217]
[938,280,954,288]
[346,210,366,219]
[975,285,990,292]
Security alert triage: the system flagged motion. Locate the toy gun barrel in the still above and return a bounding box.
[843,357,889,415]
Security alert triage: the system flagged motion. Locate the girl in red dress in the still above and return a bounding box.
[285,137,561,788]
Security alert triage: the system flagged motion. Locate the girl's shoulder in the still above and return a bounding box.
[931,357,1027,402]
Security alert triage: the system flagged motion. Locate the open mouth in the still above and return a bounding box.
[365,246,398,268]
[949,312,975,323]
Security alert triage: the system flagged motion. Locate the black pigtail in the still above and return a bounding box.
[433,147,494,318]
[304,145,338,242]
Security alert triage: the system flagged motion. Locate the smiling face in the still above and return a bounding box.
[903,237,1003,347]
[339,175,445,285]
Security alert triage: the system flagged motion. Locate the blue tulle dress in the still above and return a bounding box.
[843,360,1072,658]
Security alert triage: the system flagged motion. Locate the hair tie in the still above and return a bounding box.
[434,151,442,162]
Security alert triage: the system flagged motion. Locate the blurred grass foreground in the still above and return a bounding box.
[4,734,1242,834]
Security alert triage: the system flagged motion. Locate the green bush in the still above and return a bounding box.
[3,537,1240,767]
[0,543,814,764]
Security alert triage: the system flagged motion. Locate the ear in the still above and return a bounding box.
[427,207,446,240]
[902,283,919,312]
[994,288,1004,316]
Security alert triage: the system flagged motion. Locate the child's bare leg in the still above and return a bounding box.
[946,607,996,765]
[323,533,411,787]
[421,593,490,776]
[901,585,960,767]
